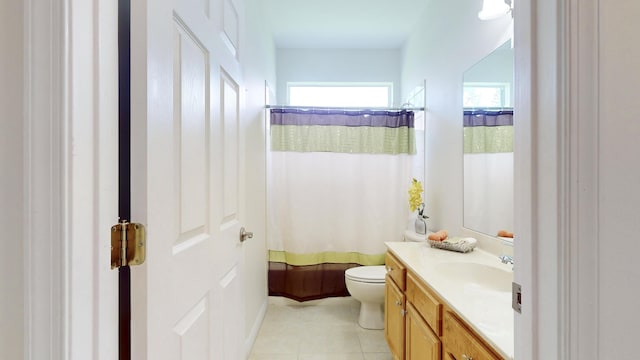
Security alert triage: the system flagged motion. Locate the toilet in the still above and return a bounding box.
[345,265,387,329]
[345,230,425,329]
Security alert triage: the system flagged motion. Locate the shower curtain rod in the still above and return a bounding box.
[265,105,425,111]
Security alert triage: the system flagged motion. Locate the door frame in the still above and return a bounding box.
[513,0,600,359]
[22,0,600,359]
[23,0,119,358]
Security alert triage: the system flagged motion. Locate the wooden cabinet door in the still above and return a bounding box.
[386,276,406,360]
[386,252,406,290]
[406,302,441,360]
[442,311,501,360]
[407,271,442,336]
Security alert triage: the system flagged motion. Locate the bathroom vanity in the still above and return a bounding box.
[384,242,514,360]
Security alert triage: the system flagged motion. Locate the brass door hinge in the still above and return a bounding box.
[111,220,146,269]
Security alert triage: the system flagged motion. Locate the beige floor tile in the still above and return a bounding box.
[298,353,365,360]
[363,353,394,360]
[263,304,313,324]
[250,324,303,355]
[298,324,362,354]
[251,298,391,359]
[357,328,390,353]
[304,304,360,325]
[249,354,298,360]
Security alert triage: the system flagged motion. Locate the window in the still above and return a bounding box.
[287,83,392,108]
[463,82,511,108]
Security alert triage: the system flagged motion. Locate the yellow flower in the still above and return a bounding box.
[408,178,424,212]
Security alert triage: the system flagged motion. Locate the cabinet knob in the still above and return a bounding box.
[462,355,473,360]
[395,300,402,306]
[386,266,393,273]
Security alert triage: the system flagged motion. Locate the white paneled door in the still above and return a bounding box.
[130,0,246,359]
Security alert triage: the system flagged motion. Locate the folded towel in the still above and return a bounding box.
[443,237,478,246]
[428,230,448,241]
[428,236,478,253]
[497,230,514,238]
[442,237,462,244]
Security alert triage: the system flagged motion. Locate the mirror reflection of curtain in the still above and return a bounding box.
[267,108,415,301]
[463,109,514,235]
[463,109,513,153]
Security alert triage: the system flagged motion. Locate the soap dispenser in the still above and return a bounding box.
[414,203,428,235]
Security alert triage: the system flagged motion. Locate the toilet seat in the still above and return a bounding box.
[345,265,386,284]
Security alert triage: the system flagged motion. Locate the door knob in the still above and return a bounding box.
[240,227,253,242]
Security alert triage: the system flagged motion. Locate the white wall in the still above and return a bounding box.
[0,1,24,358]
[241,0,277,352]
[400,0,512,250]
[276,48,401,106]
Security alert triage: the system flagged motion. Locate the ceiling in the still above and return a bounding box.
[259,0,430,49]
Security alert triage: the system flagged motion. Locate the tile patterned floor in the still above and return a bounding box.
[249,297,392,360]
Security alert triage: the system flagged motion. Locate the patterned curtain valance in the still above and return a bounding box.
[463,109,513,127]
[270,108,417,155]
[463,109,514,154]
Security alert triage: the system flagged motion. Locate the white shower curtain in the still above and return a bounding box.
[267,108,416,267]
[267,151,411,266]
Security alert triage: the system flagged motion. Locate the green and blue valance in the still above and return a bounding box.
[463,109,514,154]
[270,108,416,154]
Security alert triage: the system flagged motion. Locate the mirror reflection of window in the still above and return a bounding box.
[463,82,511,108]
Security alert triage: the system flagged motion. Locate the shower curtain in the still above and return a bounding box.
[267,108,416,301]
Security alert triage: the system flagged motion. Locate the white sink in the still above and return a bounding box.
[434,262,512,293]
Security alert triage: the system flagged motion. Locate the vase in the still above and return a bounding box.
[414,215,427,235]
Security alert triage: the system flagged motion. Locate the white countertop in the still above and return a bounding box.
[386,241,514,360]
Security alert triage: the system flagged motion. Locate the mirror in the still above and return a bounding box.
[462,41,514,236]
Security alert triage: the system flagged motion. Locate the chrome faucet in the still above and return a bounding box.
[499,255,514,265]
